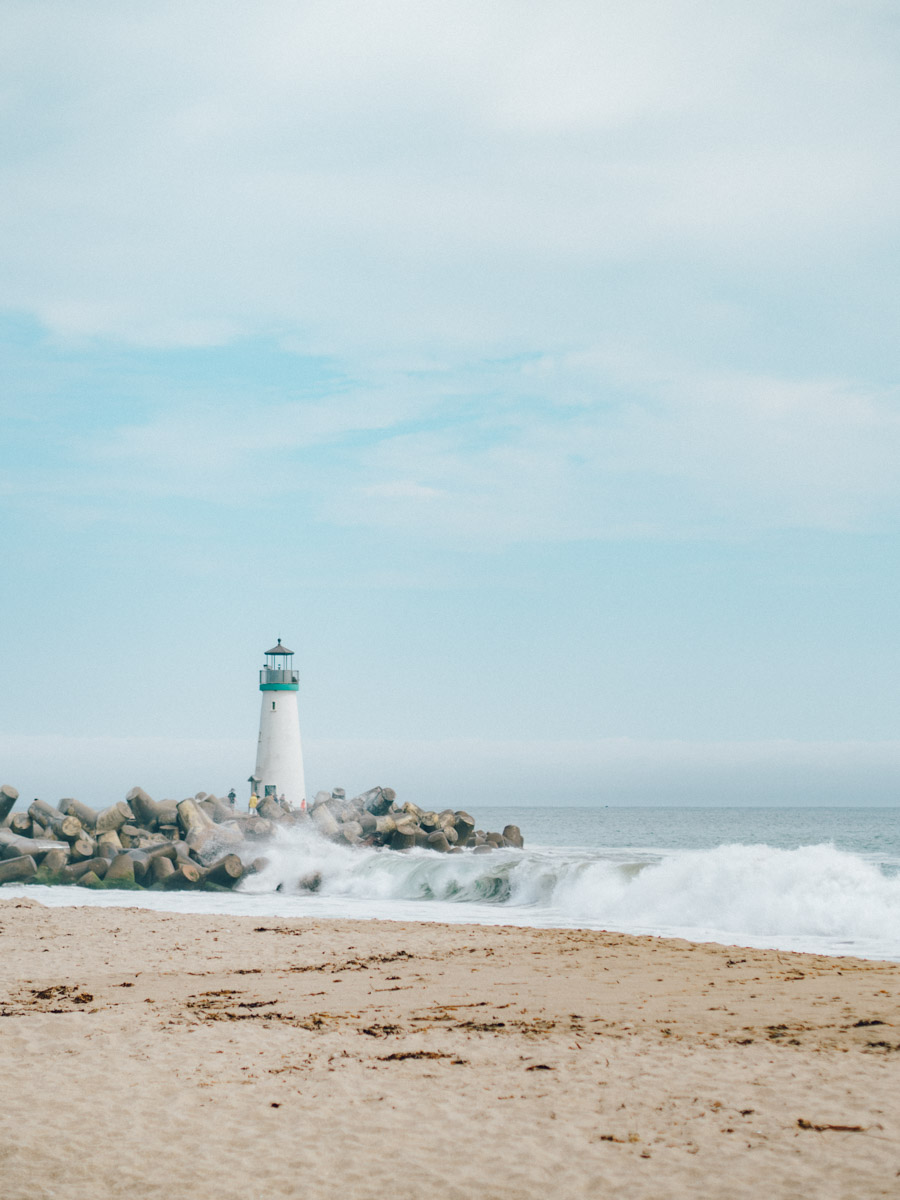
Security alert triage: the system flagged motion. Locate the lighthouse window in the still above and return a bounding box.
[272,701,276,710]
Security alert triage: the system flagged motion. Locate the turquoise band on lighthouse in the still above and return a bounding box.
[255,638,307,809]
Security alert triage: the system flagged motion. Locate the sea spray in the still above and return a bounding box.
[241,822,528,904]
[546,842,900,941]
[235,824,900,952]
[7,816,900,961]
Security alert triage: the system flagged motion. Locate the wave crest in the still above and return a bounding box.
[242,829,900,950]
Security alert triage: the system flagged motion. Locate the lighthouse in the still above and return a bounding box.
[253,639,307,809]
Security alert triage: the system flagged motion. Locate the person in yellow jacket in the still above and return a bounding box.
[249,792,259,816]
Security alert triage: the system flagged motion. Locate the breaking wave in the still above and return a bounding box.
[239,827,900,959]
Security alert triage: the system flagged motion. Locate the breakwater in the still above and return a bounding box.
[0,783,524,891]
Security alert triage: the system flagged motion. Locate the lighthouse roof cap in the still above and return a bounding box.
[265,640,293,656]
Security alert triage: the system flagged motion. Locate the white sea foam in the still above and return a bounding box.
[240,826,900,958]
[5,825,900,960]
[544,842,900,940]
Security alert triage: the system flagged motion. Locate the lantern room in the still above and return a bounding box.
[260,640,299,691]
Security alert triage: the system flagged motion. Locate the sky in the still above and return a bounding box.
[2,0,900,808]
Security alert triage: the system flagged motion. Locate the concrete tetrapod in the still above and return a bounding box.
[59,798,99,830]
[204,854,245,888]
[149,856,176,885]
[0,784,19,824]
[163,862,202,889]
[0,855,37,884]
[104,854,136,885]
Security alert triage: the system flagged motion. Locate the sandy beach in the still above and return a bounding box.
[1,896,898,1199]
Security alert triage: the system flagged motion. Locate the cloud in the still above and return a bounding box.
[319,365,900,541]
[6,342,900,542]
[3,2,899,548]
[362,482,444,501]
[0,1,897,350]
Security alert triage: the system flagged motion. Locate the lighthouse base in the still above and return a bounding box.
[254,689,307,809]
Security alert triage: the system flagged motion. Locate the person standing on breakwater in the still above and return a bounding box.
[249,792,258,816]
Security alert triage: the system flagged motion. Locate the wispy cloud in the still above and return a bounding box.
[320,365,900,541]
[4,2,898,542]
[6,346,900,541]
[0,1,897,350]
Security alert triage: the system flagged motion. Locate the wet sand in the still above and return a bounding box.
[1,895,898,1199]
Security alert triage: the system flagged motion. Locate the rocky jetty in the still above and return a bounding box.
[307,787,523,854]
[0,783,524,891]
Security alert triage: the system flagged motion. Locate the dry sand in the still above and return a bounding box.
[1,896,898,1199]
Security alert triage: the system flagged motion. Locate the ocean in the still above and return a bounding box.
[4,806,900,961]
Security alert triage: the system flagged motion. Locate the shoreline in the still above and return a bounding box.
[2,878,899,965]
[1,898,898,1198]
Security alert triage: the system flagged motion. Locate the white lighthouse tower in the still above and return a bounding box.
[253,639,307,809]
